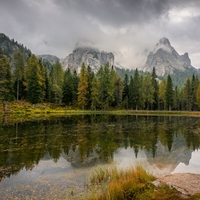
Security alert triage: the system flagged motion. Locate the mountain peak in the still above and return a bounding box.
[152,37,173,55]
[158,37,171,46]
[139,37,196,77]
[61,46,114,73]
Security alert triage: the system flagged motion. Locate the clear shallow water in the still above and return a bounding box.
[0,115,200,199]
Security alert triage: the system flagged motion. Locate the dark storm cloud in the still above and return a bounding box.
[1,0,37,31]
[56,0,170,27]
[0,0,200,68]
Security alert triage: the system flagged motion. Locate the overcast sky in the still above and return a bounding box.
[1,0,200,69]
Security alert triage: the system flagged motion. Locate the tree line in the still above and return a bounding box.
[1,47,200,111]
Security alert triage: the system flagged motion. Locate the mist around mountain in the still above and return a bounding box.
[139,37,200,86]
[60,46,114,73]
[0,32,199,87]
[37,54,60,64]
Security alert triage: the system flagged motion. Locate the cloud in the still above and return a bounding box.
[0,0,200,68]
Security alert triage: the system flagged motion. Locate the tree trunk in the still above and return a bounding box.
[17,78,19,101]
[3,101,7,113]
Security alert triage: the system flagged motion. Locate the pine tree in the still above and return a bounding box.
[63,68,74,105]
[132,69,140,110]
[196,85,200,110]
[183,77,192,110]
[165,75,174,110]
[128,76,134,109]
[0,48,14,111]
[49,61,64,104]
[26,55,43,104]
[78,63,88,110]
[38,59,48,102]
[108,66,117,107]
[139,75,146,109]
[191,74,199,111]
[143,73,155,110]
[13,50,25,101]
[97,63,112,109]
[122,74,129,109]
[91,77,100,110]
[114,77,124,109]
[151,67,159,110]
[72,70,79,105]
[87,65,94,108]
[173,86,180,110]
[158,79,167,110]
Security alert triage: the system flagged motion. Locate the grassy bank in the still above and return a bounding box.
[0,101,126,115]
[2,101,200,116]
[78,165,200,200]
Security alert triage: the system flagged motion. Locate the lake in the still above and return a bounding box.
[0,115,200,199]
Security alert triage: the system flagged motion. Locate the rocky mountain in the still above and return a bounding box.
[60,47,114,73]
[140,37,196,76]
[137,37,200,86]
[139,37,199,78]
[37,54,60,72]
[37,54,59,64]
[0,33,31,62]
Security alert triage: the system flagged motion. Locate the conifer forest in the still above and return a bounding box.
[1,47,200,112]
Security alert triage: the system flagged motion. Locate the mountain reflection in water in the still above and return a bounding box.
[0,115,200,198]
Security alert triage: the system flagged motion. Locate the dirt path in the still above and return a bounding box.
[153,173,200,197]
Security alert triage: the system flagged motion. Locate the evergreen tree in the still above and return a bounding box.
[191,75,199,111]
[63,68,74,105]
[128,76,134,109]
[26,55,43,104]
[72,70,79,105]
[196,85,200,110]
[97,63,111,109]
[165,75,174,110]
[91,77,100,110]
[143,73,155,110]
[38,59,48,102]
[183,77,192,111]
[78,63,88,110]
[151,67,159,110]
[158,79,167,110]
[108,66,117,107]
[49,61,64,104]
[132,69,140,110]
[122,74,129,109]
[173,86,180,110]
[114,77,124,109]
[13,50,25,101]
[0,48,14,111]
[87,65,94,108]
[139,75,146,109]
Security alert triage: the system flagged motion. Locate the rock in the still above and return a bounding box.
[152,180,162,187]
[37,54,59,64]
[139,37,198,76]
[155,173,200,197]
[60,47,114,73]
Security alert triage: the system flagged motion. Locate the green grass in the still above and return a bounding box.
[79,165,200,200]
[2,101,200,116]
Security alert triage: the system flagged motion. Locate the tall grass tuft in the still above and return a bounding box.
[86,165,191,200]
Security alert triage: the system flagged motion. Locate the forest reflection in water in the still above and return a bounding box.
[0,114,200,198]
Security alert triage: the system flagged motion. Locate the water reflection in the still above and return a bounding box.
[1,115,200,180]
